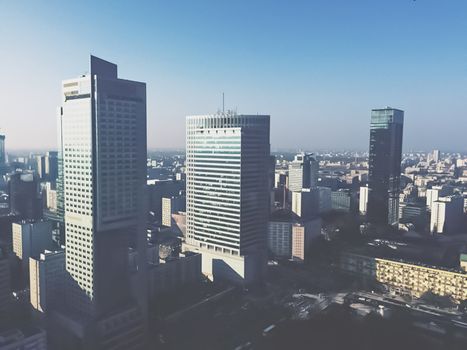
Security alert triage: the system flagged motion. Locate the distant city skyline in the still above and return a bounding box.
[1,1,467,152]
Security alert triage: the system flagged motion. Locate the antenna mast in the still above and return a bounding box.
[222,92,225,113]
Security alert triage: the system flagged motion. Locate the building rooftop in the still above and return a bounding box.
[343,246,467,275]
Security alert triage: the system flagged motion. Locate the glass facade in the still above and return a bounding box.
[186,113,270,257]
[367,108,404,226]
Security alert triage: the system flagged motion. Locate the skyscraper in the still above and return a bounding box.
[33,155,46,179]
[58,56,147,347]
[184,112,270,284]
[432,149,440,163]
[288,152,318,192]
[367,107,404,226]
[0,133,5,166]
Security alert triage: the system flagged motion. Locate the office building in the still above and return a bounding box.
[29,249,65,313]
[331,189,353,212]
[288,152,318,192]
[426,185,453,211]
[268,209,321,261]
[317,186,332,213]
[12,220,53,275]
[432,149,440,163]
[0,328,47,350]
[291,220,321,262]
[291,188,318,219]
[57,56,147,348]
[33,155,47,179]
[268,210,295,258]
[367,107,404,226]
[8,171,42,220]
[359,186,369,214]
[184,112,270,284]
[399,201,427,231]
[0,133,5,167]
[430,195,465,234]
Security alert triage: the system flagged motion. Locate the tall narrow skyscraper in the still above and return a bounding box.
[58,56,147,348]
[184,112,270,284]
[367,107,404,226]
[0,133,5,166]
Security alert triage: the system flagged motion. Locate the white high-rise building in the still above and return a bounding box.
[426,185,453,211]
[359,186,369,214]
[288,152,318,192]
[430,195,464,234]
[58,56,147,348]
[184,112,270,284]
[432,149,440,163]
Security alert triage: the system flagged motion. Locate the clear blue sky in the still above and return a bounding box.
[1,0,466,152]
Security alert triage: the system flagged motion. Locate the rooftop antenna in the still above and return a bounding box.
[222,92,225,113]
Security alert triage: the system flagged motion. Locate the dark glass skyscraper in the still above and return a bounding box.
[0,134,5,166]
[367,107,404,226]
[0,134,6,175]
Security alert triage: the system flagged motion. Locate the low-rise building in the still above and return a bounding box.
[340,252,467,303]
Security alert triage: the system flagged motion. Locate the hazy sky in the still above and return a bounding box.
[1,0,466,152]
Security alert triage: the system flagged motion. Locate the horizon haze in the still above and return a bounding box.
[1,1,466,152]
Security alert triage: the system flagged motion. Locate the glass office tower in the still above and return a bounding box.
[0,134,5,167]
[185,112,270,284]
[367,107,404,226]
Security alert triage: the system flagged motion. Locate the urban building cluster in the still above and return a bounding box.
[0,57,466,349]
